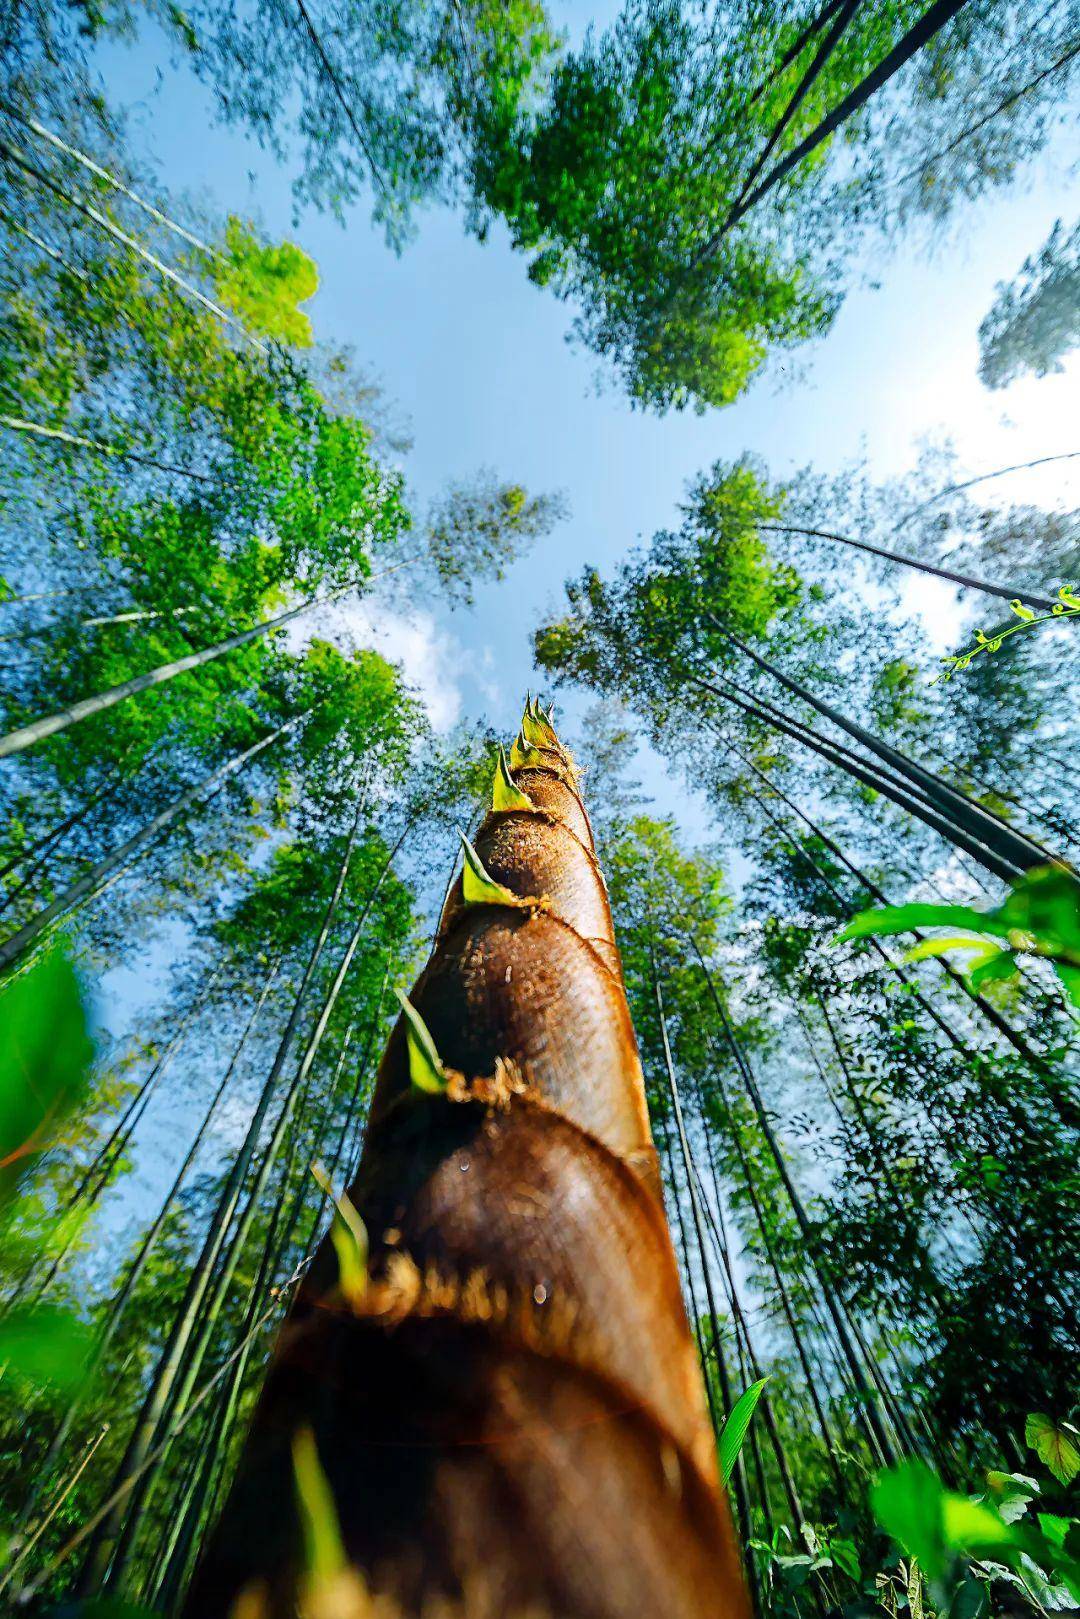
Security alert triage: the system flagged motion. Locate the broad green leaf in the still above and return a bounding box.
[311,1163,368,1306]
[969,948,1020,990]
[718,1377,768,1486]
[1026,1414,1080,1485]
[986,1471,1039,1524]
[840,902,1008,945]
[0,943,95,1209]
[394,991,447,1095]
[0,1305,92,1392]
[1037,1514,1075,1552]
[828,1536,861,1582]
[459,832,526,909]
[871,1459,946,1580]
[492,745,535,812]
[902,936,1002,966]
[942,1493,1015,1553]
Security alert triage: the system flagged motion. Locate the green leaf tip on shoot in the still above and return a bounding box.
[394,988,448,1094]
[459,831,528,909]
[292,1425,371,1619]
[492,745,535,813]
[521,696,559,750]
[718,1376,768,1485]
[311,1161,368,1307]
[510,730,545,771]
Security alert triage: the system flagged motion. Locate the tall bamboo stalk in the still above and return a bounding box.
[0,713,304,971]
[73,799,369,1595]
[182,705,748,1618]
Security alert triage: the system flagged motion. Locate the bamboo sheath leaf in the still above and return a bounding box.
[0,581,364,761]
[0,713,305,974]
[492,743,535,810]
[395,991,448,1094]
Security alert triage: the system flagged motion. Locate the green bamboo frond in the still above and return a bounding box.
[395,989,448,1094]
[459,831,525,908]
[492,745,535,812]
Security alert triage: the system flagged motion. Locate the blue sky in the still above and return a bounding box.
[95,11,1080,840]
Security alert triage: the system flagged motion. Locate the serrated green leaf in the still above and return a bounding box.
[969,948,1020,991]
[395,990,447,1095]
[492,746,534,812]
[1027,1414,1080,1485]
[459,832,525,909]
[718,1377,768,1486]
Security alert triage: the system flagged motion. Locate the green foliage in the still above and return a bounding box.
[978,219,1080,389]
[719,1377,768,1486]
[872,1456,1080,1608]
[0,943,95,1207]
[424,471,567,605]
[212,217,318,348]
[1026,1414,1080,1487]
[841,865,1080,1010]
[0,945,95,1396]
[934,589,1080,685]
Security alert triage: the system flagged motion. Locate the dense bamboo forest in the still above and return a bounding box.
[0,0,1077,1615]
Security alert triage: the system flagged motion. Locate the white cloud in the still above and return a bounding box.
[287,594,464,732]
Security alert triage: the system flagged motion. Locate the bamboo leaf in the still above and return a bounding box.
[311,1162,368,1306]
[902,935,1001,965]
[292,1424,371,1619]
[840,901,1010,945]
[1026,1414,1080,1485]
[718,1376,768,1485]
[394,990,447,1094]
[459,832,525,909]
[492,745,535,812]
